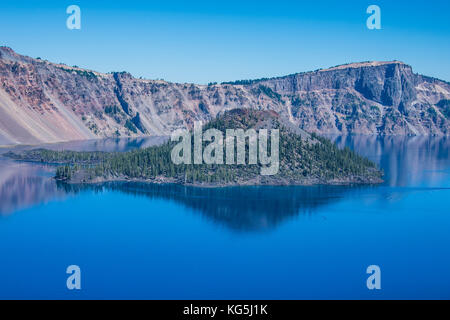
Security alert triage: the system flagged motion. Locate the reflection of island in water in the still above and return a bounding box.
[1,135,449,231]
[59,181,361,231]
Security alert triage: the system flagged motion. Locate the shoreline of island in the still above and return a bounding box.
[55,171,383,188]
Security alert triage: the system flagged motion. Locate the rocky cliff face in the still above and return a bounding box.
[256,61,450,135]
[1,47,449,145]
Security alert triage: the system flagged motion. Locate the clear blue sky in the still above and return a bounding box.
[1,0,449,83]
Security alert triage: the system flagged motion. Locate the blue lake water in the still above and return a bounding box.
[0,135,449,299]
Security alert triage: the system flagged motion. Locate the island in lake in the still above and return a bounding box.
[5,109,383,187]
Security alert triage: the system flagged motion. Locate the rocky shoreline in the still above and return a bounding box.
[59,172,383,188]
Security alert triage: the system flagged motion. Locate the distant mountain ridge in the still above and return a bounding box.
[1,47,449,145]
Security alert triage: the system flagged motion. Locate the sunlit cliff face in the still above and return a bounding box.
[1,47,449,146]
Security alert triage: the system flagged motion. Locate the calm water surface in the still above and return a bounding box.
[0,135,449,299]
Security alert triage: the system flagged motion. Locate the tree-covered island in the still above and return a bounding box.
[4,109,383,187]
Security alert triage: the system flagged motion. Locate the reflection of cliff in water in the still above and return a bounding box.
[329,135,450,187]
[0,136,168,154]
[41,136,168,152]
[58,181,363,232]
[0,136,167,215]
[0,160,65,215]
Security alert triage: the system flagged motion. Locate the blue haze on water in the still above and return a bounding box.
[0,135,449,299]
